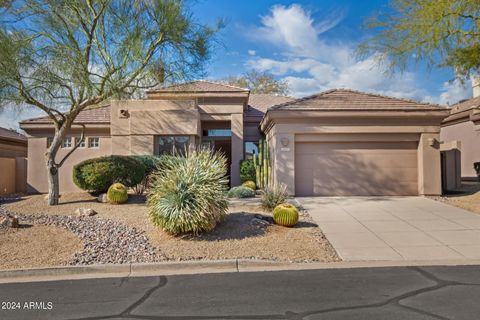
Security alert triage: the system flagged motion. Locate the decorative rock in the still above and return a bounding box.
[44,194,61,200]
[97,193,108,203]
[0,214,19,228]
[75,208,97,217]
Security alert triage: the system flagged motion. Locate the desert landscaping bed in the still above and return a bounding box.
[430,182,480,215]
[1,193,339,269]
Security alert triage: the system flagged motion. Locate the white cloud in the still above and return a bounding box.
[248,50,256,56]
[246,4,456,103]
[0,106,43,131]
[437,79,472,105]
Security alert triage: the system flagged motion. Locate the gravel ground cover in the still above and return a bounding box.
[430,182,480,214]
[2,193,340,266]
[0,223,82,270]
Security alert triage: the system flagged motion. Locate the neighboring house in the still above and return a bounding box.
[0,127,28,194]
[20,81,450,196]
[440,79,480,181]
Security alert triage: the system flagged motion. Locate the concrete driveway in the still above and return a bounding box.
[296,197,480,261]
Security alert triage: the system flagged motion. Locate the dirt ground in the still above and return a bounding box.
[4,193,339,263]
[434,182,480,214]
[0,224,82,270]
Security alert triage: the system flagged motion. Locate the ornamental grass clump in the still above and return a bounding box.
[261,184,288,210]
[147,149,229,235]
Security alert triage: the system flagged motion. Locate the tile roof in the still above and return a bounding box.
[449,96,480,114]
[20,106,111,125]
[269,89,445,111]
[247,94,295,117]
[147,80,249,93]
[0,127,27,142]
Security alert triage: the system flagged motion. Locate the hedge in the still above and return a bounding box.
[73,155,146,194]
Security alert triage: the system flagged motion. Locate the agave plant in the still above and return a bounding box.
[147,149,229,235]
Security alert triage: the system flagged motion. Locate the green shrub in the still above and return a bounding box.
[273,203,299,227]
[228,186,255,198]
[73,155,146,194]
[131,155,163,194]
[261,184,288,210]
[107,183,128,204]
[240,159,256,183]
[242,180,256,190]
[147,149,229,235]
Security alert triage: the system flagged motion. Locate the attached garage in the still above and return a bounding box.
[295,141,418,196]
[260,89,450,197]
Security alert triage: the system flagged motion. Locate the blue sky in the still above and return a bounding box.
[0,0,474,129]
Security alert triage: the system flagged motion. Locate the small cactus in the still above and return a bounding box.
[107,183,128,204]
[242,180,256,190]
[273,203,299,227]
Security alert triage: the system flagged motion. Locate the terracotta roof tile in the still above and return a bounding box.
[269,89,445,111]
[449,96,480,114]
[0,127,27,142]
[147,80,249,93]
[20,106,111,125]
[247,94,295,117]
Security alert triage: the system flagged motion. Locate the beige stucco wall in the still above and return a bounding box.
[111,99,200,155]
[0,157,16,195]
[440,120,480,179]
[25,128,111,193]
[264,111,447,196]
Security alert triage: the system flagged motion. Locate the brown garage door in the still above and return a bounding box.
[295,141,418,196]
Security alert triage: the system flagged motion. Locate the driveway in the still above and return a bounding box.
[296,197,480,261]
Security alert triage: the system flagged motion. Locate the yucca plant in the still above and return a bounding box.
[147,149,229,235]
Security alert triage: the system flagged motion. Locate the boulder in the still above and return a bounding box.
[75,208,97,217]
[0,215,19,228]
[97,193,108,203]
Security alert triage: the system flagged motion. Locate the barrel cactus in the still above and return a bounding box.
[242,180,256,190]
[273,203,299,227]
[107,183,128,204]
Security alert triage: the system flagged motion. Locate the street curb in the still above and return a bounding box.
[1,258,480,283]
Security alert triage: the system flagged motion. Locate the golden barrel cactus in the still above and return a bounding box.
[107,183,128,204]
[273,203,299,227]
[242,180,256,190]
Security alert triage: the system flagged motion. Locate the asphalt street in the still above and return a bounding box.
[0,265,479,319]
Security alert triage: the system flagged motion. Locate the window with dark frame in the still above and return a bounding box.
[88,137,99,148]
[156,136,190,155]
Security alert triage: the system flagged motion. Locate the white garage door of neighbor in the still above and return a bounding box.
[295,141,418,196]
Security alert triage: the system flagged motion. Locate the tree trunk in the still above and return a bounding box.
[47,154,60,206]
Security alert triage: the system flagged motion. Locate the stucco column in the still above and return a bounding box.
[231,113,243,186]
[417,133,442,195]
[272,133,295,195]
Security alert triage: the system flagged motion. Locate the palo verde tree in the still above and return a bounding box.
[0,0,220,205]
[358,0,480,78]
[224,70,290,95]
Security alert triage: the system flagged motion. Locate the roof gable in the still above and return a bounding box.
[270,89,444,111]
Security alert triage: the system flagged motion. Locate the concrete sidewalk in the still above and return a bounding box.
[297,197,480,261]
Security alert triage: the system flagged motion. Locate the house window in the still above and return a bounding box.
[75,137,86,148]
[245,141,259,160]
[88,137,99,148]
[156,136,189,155]
[46,137,53,148]
[61,137,72,148]
[202,129,232,137]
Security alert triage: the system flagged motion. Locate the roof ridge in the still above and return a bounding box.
[269,88,444,111]
[149,79,250,92]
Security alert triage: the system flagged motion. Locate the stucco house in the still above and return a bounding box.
[440,78,480,181]
[20,81,450,196]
